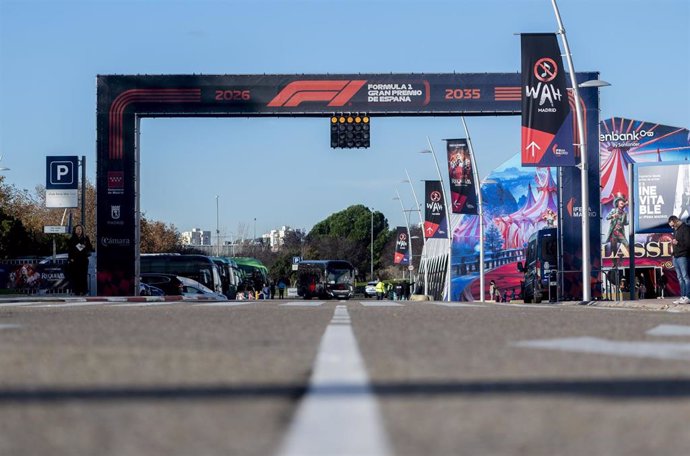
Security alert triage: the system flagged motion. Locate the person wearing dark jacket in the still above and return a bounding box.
[669,215,690,304]
[68,224,93,296]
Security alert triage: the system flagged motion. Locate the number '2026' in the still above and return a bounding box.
[215,90,251,101]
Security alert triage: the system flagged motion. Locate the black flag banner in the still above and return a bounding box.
[394,226,410,265]
[521,33,575,167]
[424,180,448,239]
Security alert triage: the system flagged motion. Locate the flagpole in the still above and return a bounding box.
[461,117,484,302]
[426,136,452,302]
[550,0,591,302]
[404,169,428,296]
[394,189,412,281]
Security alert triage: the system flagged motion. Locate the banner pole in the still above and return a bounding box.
[395,189,413,276]
[461,117,484,302]
[405,169,428,296]
[427,136,452,302]
[550,0,591,302]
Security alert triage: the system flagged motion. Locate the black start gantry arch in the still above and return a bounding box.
[96,73,600,296]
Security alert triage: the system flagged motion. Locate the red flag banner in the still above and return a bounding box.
[447,139,478,214]
[521,33,576,167]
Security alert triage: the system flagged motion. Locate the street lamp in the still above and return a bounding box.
[460,117,485,302]
[421,136,452,302]
[370,208,374,281]
[402,170,428,296]
[550,0,609,302]
[215,195,220,256]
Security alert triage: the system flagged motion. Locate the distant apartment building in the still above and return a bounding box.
[181,228,211,246]
[263,225,300,250]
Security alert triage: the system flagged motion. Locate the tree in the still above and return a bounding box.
[307,205,390,280]
[484,224,504,254]
[140,216,183,253]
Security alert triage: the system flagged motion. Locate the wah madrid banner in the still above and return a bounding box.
[521,33,576,167]
[447,139,478,214]
[424,180,448,239]
[394,227,410,265]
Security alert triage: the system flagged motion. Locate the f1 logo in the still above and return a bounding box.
[46,156,79,189]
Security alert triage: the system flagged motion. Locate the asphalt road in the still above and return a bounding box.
[1,299,689,456]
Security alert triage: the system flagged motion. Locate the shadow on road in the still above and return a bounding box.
[2,377,690,403]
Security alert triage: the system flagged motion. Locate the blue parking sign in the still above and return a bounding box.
[46,156,78,189]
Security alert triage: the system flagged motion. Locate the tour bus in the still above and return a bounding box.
[140,254,223,295]
[232,257,269,292]
[211,256,240,299]
[517,228,558,303]
[296,260,356,300]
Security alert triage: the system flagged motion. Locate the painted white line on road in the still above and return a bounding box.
[514,336,690,361]
[110,301,180,307]
[361,301,404,307]
[0,302,42,307]
[647,324,690,336]
[434,302,486,307]
[194,301,254,307]
[29,302,107,308]
[277,305,392,456]
[280,301,325,307]
[0,324,21,330]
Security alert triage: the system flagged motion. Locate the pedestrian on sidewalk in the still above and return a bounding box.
[656,269,667,299]
[67,224,93,296]
[668,215,690,304]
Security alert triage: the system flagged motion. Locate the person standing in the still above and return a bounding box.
[669,215,690,304]
[277,279,286,299]
[67,224,93,296]
[375,279,386,301]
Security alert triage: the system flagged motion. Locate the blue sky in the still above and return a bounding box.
[1,0,688,242]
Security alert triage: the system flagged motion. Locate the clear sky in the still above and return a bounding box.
[1,0,688,243]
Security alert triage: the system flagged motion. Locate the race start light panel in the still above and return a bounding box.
[330,113,370,148]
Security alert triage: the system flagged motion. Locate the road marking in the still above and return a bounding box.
[110,301,180,307]
[647,324,690,336]
[29,302,107,308]
[194,301,254,307]
[514,336,690,361]
[280,301,325,307]
[0,324,21,330]
[361,301,404,307]
[277,305,392,456]
[434,302,486,307]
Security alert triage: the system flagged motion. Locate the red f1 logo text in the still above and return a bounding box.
[268,80,366,107]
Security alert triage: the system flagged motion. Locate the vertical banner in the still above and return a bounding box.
[637,163,690,233]
[424,180,448,239]
[394,227,410,265]
[521,33,576,167]
[446,138,478,214]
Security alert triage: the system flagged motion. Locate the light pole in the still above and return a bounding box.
[370,208,374,281]
[550,0,610,302]
[421,137,452,302]
[393,189,412,280]
[215,196,220,256]
[402,169,428,296]
[460,117,485,302]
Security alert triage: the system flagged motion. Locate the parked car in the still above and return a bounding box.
[139,282,164,296]
[140,273,184,295]
[364,281,378,298]
[178,276,227,300]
